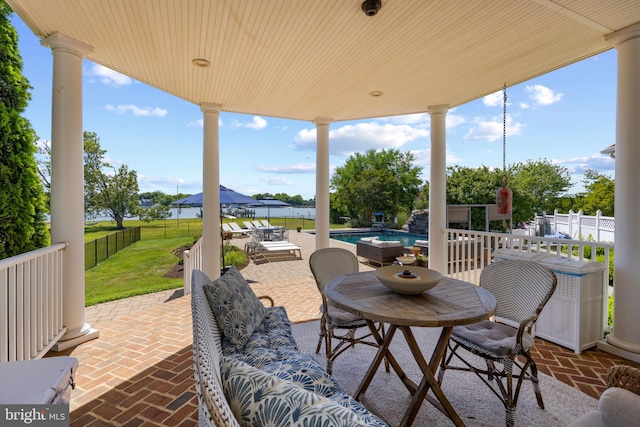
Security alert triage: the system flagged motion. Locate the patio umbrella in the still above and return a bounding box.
[249,197,291,222]
[172,186,259,269]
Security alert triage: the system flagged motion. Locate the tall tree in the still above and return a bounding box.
[580,169,614,216]
[510,159,572,220]
[331,149,422,225]
[0,2,49,259]
[83,131,140,229]
[446,160,572,227]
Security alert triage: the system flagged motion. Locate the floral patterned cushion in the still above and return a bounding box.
[261,353,343,398]
[329,393,388,426]
[204,266,267,349]
[220,356,386,427]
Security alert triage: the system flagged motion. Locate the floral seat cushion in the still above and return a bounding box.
[220,356,387,427]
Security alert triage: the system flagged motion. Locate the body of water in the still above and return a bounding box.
[79,206,316,222]
[329,230,428,247]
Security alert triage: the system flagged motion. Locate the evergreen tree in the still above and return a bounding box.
[0,2,49,259]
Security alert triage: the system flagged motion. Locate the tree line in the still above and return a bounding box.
[330,148,614,229]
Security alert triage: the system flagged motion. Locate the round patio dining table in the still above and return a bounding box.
[325,270,496,427]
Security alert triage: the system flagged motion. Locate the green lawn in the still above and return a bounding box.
[85,236,191,306]
[82,216,346,306]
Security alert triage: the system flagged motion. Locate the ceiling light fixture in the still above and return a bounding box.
[192,58,210,67]
[362,0,381,16]
[369,91,384,97]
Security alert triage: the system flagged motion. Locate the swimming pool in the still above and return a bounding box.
[329,230,428,247]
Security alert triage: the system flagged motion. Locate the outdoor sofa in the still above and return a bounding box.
[356,237,404,266]
[191,267,387,426]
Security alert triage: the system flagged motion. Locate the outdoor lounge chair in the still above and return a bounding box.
[252,220,266,229]
[247,240,302,262]
[309,247,386,375]
[221,223,246,236]
[438,259,557,427]
[229,222,249,234]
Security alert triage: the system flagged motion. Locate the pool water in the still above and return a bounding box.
[329,230,428,247]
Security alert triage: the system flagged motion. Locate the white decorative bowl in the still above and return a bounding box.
[396,256,417,265]
[375,265,442,295]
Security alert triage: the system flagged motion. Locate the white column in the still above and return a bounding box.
[314,118,333,250]
[599,23,640,362]
[201,104,222,279]
[42,33,99,350]
[427,105,449,274]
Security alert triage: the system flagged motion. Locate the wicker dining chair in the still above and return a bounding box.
[309,247,385,375]
[437,259,557,427]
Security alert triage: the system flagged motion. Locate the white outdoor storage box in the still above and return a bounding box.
[492,248,547,262]
[0,356,78,404]
[535,256,606,354]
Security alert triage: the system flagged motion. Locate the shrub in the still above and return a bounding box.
[223,245,249,269]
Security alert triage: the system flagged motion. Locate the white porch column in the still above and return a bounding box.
[314,118,333,250]
[427,105,449,274]
[42,33,99,350]
[201,103,222,279]
[599,23,640,362]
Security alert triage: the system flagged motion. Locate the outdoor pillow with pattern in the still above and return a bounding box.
[220,356,386,427]
[204,266,267,349]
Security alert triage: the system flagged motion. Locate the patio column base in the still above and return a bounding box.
[597,338,640,364]
[52,324,100,352]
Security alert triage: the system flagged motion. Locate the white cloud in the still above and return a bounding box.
[463,115,524,142]
[483,91,503,107]
[105,104,168,117]
[556,154,615,175]
[256,163,315,174]
[526,85,563,106]
[246,116,268,130]
[263,176,292,185]
[88,64,132,87]
[520,103,530,109]
[294,121,428,156]
[231,116,268,130]
[446,114,466,129]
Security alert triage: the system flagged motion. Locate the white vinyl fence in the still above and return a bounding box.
[0,243,68,362]
[534,210,615,242]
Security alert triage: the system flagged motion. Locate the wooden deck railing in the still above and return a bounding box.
[0,242,68,362]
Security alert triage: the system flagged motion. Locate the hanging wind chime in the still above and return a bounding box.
[496,83,512,228]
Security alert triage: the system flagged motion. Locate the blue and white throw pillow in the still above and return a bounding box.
[204,266,267,349]
[220,356,385,427]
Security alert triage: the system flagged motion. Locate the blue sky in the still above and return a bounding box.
[12,14,616,201]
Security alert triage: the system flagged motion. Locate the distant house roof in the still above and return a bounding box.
[601,144,616,158]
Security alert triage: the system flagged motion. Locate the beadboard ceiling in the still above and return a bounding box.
[7,0,640,122]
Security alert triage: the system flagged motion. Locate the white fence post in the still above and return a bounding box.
[577,210,583,239]
[596,210,602,242]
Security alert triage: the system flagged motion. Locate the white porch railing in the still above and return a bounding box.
[444,228,614,336]
[183,237,203,295]
[0,242,68,362]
